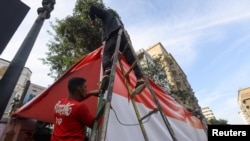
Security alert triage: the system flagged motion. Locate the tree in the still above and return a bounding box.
[41,0,105,79]
[140,51,170,93]
[208,118,228,125]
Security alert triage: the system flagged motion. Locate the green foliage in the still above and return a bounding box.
[41,0,105,79]
[209,118,228,125]
[141,53,170,92]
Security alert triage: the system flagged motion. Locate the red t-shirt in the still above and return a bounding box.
[51,98,95,141]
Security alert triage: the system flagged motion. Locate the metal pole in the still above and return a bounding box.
[0,0,55,119]
[19,80,31,105]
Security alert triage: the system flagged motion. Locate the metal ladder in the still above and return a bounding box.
[91,28,178,141]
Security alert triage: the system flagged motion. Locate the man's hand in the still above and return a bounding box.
[88,89,100,97]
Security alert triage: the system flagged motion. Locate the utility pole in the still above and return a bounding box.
[0,0,56,119]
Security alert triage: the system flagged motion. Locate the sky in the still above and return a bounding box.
[1,0,250,124]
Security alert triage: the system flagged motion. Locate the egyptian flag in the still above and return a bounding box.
[14,46,207,141]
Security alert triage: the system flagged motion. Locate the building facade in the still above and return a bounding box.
[201,107,215,121]
[0,58,32,119]
[137,42,208,129]
[0,58,45,119]
[238,87,250,124]
[0,58,47,141]
[140,42,200,111]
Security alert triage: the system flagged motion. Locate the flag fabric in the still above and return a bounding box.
[13,46,207,141]
[13,47,103,122]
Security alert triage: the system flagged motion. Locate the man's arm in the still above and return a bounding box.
[84,90,101,100]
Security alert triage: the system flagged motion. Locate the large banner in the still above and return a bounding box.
[14,46,207,141]
[104,57,207,141]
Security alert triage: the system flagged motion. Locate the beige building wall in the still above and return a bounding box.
[0,58,47,141]
[145,42,199,111]
[0,59,45,120]
[238,87,250,124]
[201,107,215,121]
[0,58,32,119]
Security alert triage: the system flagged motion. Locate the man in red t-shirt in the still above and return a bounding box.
[51,77,102,141]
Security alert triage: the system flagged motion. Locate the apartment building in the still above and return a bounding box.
[238,87,250,124]
[0,58,45,120]
[139,42,200,111]
[201,107,215,121]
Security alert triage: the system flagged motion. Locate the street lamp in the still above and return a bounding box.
[0,0,56,119]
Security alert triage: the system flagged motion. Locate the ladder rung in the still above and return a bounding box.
[124,61,137,77]
[139,108,158,122]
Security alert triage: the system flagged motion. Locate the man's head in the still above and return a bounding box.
[68,77,87,101]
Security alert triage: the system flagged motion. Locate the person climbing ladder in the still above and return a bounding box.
[89,5,146,93]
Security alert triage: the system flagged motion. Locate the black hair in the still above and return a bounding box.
[68,77,86,93]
